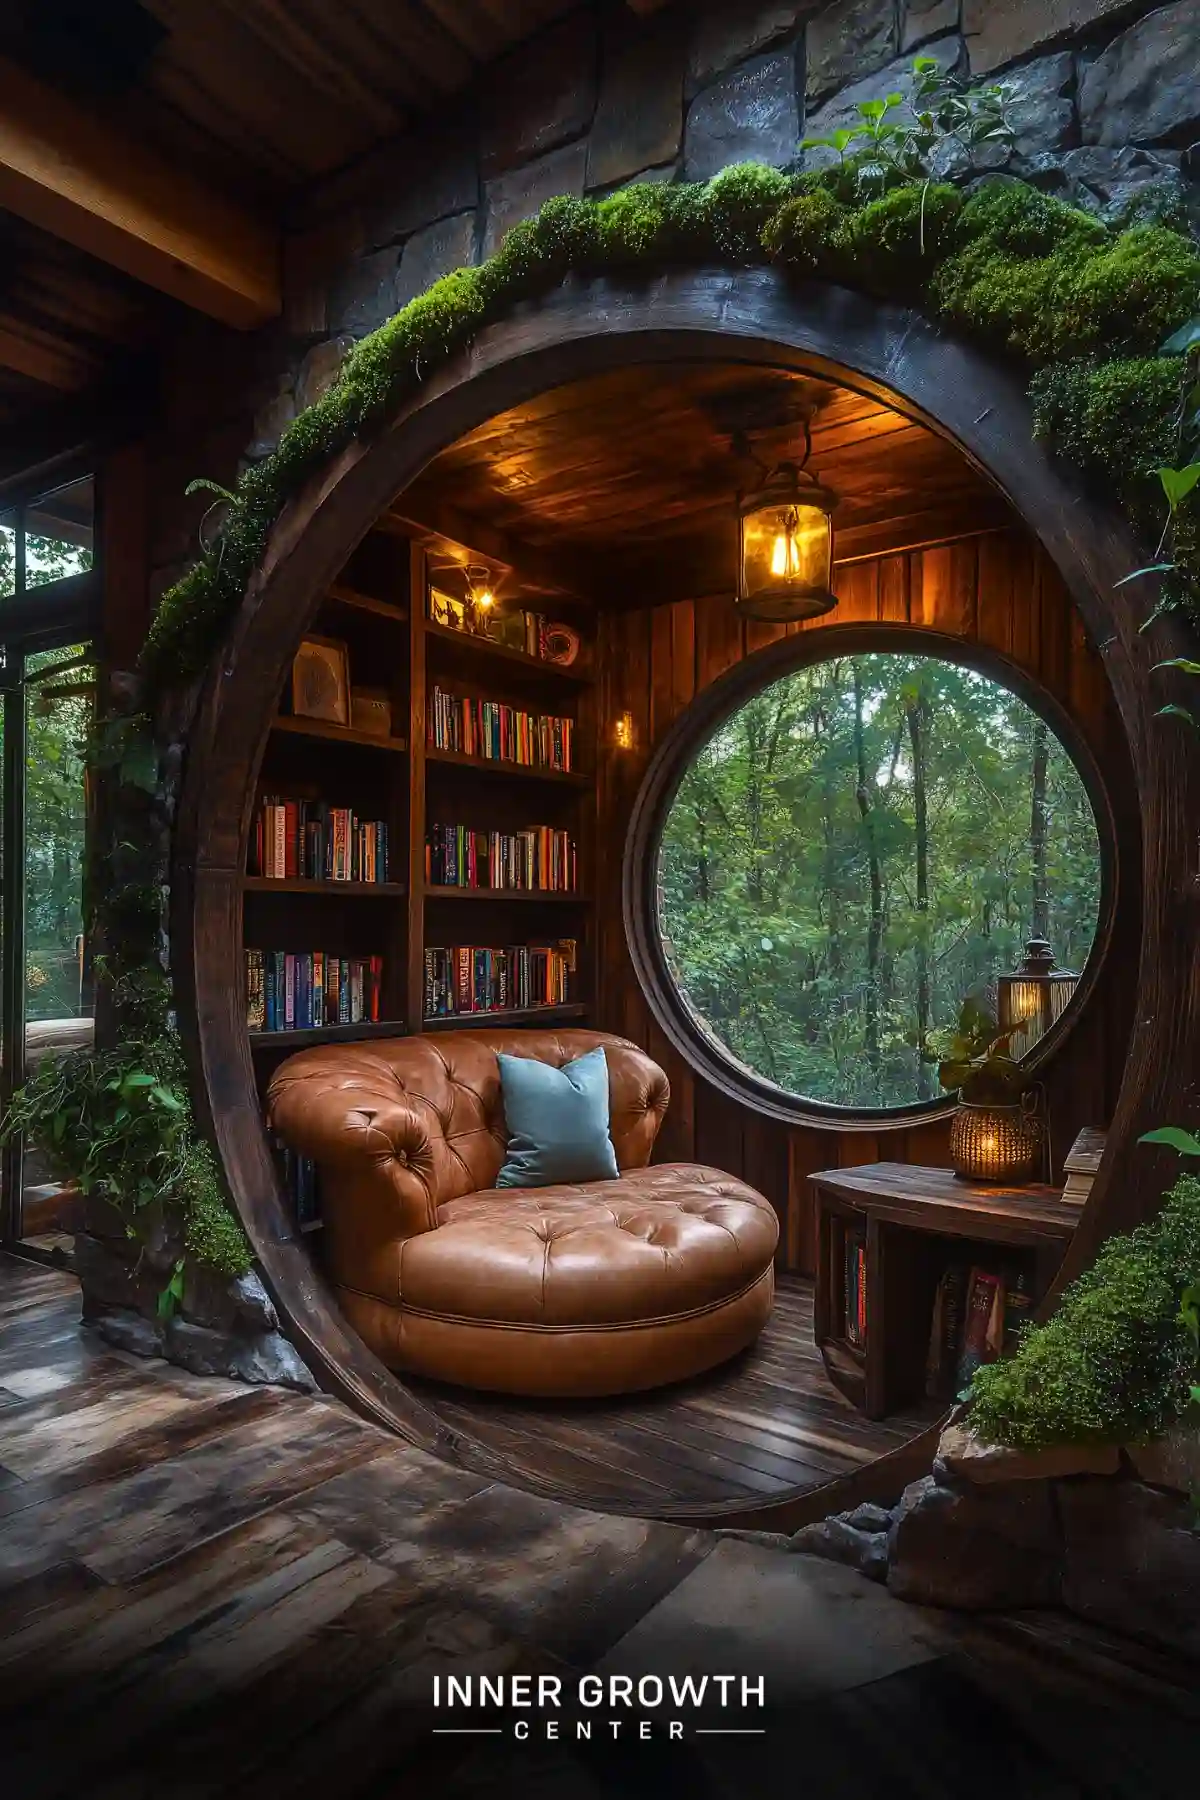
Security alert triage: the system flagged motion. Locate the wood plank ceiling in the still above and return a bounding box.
[0,0,581,467]
[394,363,1017,609]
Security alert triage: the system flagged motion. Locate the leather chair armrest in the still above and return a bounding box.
[267,1075,441,1239]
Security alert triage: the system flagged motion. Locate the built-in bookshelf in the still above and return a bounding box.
[241,521,597,1116]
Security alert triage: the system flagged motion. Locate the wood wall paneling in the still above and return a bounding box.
[596,529,1137,1274]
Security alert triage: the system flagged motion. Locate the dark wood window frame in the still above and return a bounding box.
[622,622,1120,1133]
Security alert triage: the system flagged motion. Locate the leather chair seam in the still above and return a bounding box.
[346,1267,772,1335]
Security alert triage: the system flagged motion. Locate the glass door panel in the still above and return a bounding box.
[0,646,95,1257]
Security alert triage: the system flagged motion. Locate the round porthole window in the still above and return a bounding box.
[634,642,1110,1122]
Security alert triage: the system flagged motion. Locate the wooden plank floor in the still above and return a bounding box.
[408,1275,940,1516]
[1,1253,1195,1800]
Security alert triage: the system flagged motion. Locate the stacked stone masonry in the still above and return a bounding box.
[236,0,1200,470]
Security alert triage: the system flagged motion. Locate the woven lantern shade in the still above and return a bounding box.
[997,937,1079,1061]
[950,1101,1044,1184]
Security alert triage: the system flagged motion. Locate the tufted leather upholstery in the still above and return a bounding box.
[267,1030,778,1396]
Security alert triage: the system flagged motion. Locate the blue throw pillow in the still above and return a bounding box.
[495,1047,619,1188]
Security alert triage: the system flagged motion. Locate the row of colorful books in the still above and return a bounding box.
[423,940,577,1017]
[925,1259,1035,1398]
[246,949,384,1031]
[274,1138,321,1231]
[249,797,391,884]
[428,685,575,771]
[425,823,577,892]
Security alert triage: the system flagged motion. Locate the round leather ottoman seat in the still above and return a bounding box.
[267,1029,780,1399]
[351,1165,779,1398]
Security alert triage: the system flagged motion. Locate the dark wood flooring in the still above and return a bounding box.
[0,1253,1196,1800]
[409,1274,940,1518]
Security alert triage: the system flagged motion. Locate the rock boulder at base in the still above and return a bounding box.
[887,1474,1062,1608]
[793,1514,890,1581]
[1125,1422,1200,1495]
[935,1420,1121,1484]
[1059,1476,1200,1659]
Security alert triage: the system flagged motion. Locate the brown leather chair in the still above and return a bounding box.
[267,1029,778,1397]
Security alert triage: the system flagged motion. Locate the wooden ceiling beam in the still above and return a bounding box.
[0,58,280,330]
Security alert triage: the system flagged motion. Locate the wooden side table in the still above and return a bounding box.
[810,1162,1077,1420]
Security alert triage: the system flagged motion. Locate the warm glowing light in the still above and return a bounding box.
[614,711,635,751]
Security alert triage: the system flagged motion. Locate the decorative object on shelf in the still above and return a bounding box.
[542,621,580,666]
[613,711,635,751]
[429,585,468,633]
[949,1099,1044,1184]
[933,991,1045,1183]
[464,563,496,635]
[291,635,350,725]
[733,417,838,622]
[1061,1125,1106,1207]
[350,688,393,738]
[997,937,1080,1060]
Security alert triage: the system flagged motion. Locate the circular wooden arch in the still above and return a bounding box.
[622,622,1121,1132]
[174,269,1200,1529]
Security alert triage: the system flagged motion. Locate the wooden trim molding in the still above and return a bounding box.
[174,270,1200,1524]
[621,622,1121,1133]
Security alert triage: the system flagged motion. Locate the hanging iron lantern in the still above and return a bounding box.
[735,421,838,622]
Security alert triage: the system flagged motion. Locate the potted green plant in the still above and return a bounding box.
[932,992,1043,1183]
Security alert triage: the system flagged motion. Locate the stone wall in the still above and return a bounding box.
[228,0,1200,482]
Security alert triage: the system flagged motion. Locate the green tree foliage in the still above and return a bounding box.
[657,654,1101,1110]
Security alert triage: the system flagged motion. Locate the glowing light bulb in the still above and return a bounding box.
[770,509,804,580]
[476,588,495,611]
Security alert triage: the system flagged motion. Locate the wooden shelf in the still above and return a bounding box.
[423,617,593,684]
[425,745,589,786]
[325,583,408,623]
[422,1003,588,1031]
[271,716,408,753]
[423,885,589,903]
[248,1019,406,1051]
[245,877,407,897]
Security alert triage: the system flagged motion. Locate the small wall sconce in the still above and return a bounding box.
[613,711,635,751]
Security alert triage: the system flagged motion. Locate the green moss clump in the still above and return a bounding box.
[698,162,795,262]
[1057,224,1200,361]
[968,1174,1200,1448]
[761,187,849,274]
[181,1139,254,1277]
[838,183,964,291]
[1030,356,1183,495]
[953,179,1107,259]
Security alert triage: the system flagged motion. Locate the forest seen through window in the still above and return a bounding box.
[656,652,1103,1112]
